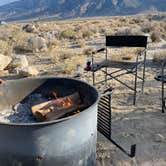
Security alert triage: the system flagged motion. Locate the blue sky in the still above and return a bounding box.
[0,0,17,6]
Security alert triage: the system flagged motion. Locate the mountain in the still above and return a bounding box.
[0,0,17,6]
[0,0,166,21]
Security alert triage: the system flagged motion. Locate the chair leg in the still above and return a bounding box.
[161,64,165,113]
[105,48,108,84]
[133,56,139,105]
[142,51,147,92]
[92,71,95,85]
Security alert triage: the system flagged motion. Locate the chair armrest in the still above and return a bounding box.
[92,48,105,54]
[137,48,146,57]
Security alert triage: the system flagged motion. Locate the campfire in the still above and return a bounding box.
[31,91,87,122]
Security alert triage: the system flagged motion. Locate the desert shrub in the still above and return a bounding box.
[12,32,35,53]
[53,54,86,75]
[58,50,74,61]
[0,40,12,55]
[75,39,86,48]
[99,28,107,35]
[151,31,161,42]
[141,23,154,33]
[153,50,166,64]
[59,29,77,40]
[108,47,141,62]
[115,27,143,36]
[82,30,93,39]
[131,18,143,24]
[83,47,94,56]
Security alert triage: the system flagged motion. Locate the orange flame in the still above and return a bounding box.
[52,91,74,107]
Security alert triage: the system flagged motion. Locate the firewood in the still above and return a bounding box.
[45,104,88,122]
[31,92,81,116]
[34,103,89,122]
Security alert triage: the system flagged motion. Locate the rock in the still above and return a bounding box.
[0,21,8,26]
[0,54,12,70]
[154,134,165,143]
[28,36,48,52]
[17,66,39,77]
[7,55,29,70]
[42,31,59,43]
[23,24,37,33]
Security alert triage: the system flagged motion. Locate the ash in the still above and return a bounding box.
[0,94,48,123]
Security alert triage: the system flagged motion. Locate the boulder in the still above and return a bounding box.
[28,36,48,52]
[42,31,59,41]
[7,55,29,70]
[16,66,39,77]
[23,24,37,33]
[0,54,12,70]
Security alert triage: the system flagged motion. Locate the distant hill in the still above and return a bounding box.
[0,0,166,21]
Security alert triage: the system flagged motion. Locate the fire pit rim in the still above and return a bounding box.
[0,77,99,126]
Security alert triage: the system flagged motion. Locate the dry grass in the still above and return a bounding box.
[0,13,165,75]
[153,50,166,64]
[107,48,144,62]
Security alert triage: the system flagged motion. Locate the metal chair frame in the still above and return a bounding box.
[161,62,165,113]
[92,36,148,105]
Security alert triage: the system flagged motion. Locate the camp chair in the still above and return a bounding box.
[91,35,148,105]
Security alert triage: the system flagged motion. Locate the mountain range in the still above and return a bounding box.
[0,0,166,21]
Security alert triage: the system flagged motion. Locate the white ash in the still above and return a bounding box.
[0,94,48,123]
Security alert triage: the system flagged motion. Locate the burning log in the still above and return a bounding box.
[31,92,84,122]
[45,104,87,122]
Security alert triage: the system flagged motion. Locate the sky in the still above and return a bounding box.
[0,0,17,6]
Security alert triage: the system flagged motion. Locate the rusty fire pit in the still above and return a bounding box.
[0,77,99,166]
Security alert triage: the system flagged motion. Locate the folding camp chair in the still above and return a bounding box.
[90,35,148,105]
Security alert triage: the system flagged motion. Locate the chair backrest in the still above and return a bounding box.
[106,35,147,48]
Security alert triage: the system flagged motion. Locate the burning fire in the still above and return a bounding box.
[32,91,83,122]
[51,91,80,115]
[52,91,74,107]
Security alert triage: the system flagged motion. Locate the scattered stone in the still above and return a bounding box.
[7,55,29,71]
[154,134,165,143]
[16,66,39,77]
[0,54,12,70]
[28,36,48,52]
[22,24,37,33]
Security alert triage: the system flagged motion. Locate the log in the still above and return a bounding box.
[34,104,88,122]
[45,104,88,122]
[31,92,81,116]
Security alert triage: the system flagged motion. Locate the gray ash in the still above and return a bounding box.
[0,94,48,123]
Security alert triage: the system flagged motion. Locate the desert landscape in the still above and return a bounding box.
[0,13,166,166]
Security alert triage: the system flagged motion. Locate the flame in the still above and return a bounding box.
[52,92,73,107]
[62,97,73,107]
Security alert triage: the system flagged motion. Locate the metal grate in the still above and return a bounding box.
[97,87,136,158]
[98,93,112,139]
